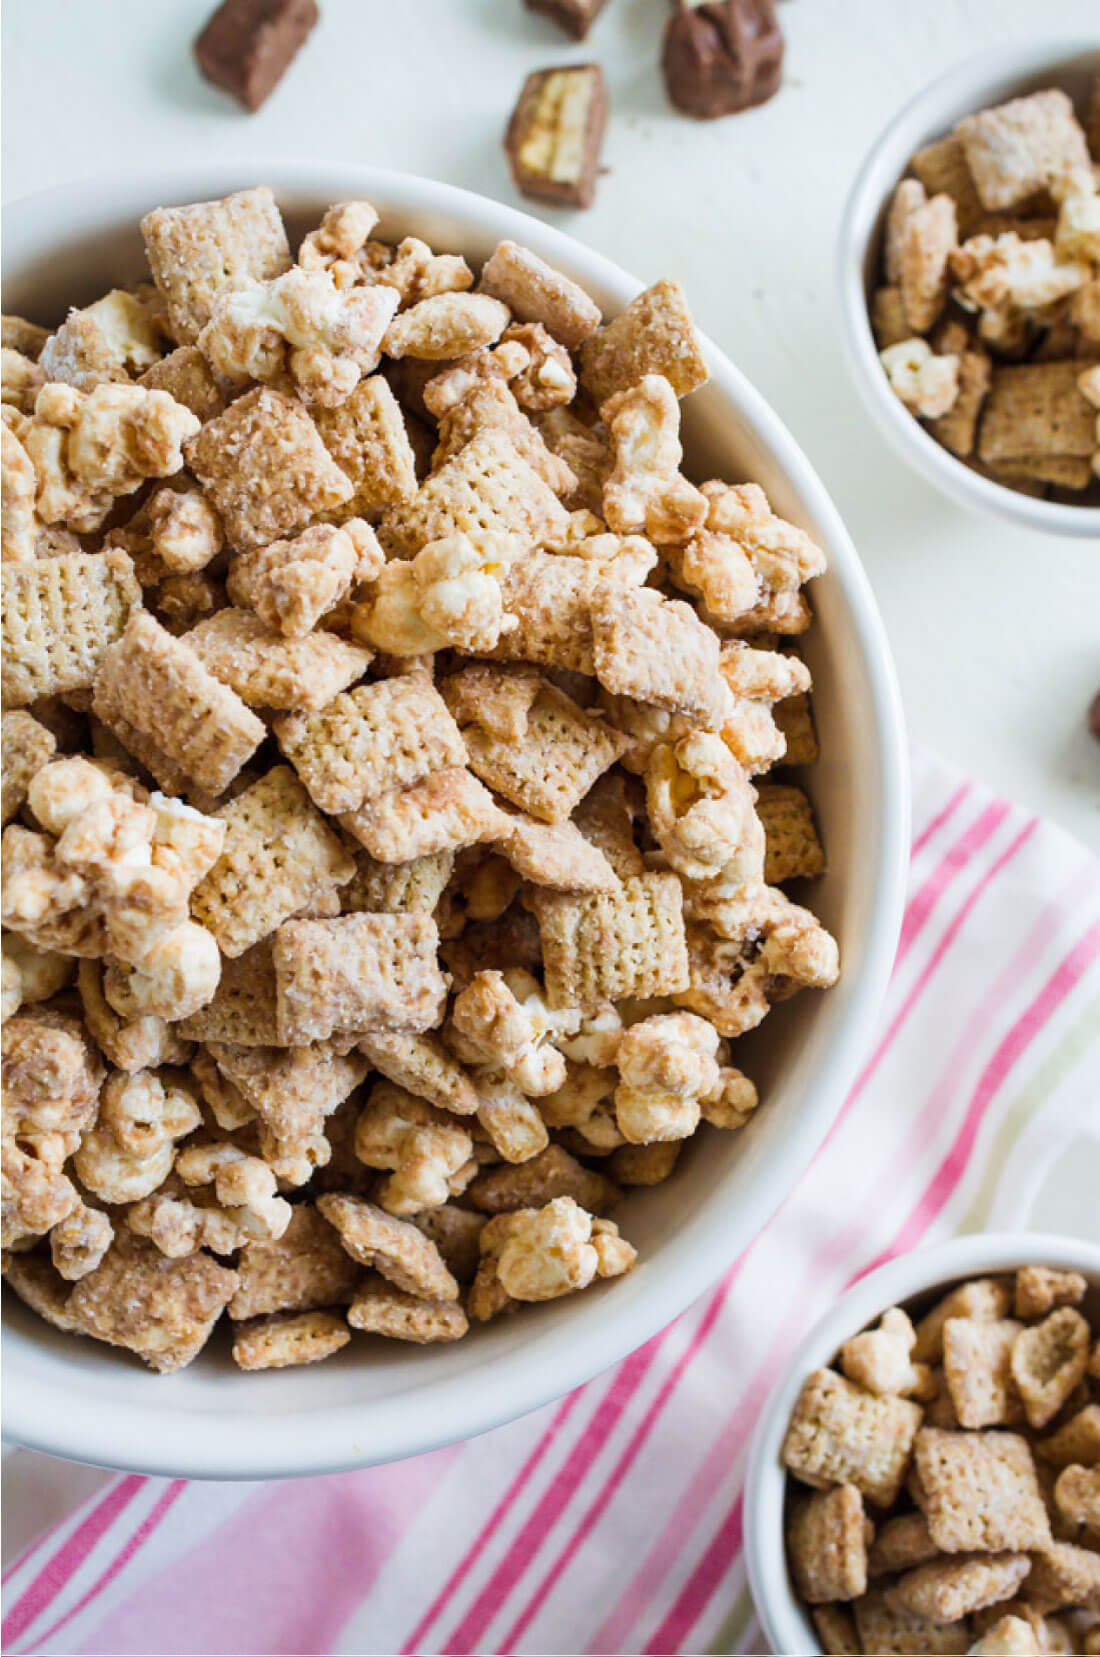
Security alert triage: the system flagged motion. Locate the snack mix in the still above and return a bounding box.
[782,1265,1100,1654]
[1,185,838,1374]
[873,79,1100,502]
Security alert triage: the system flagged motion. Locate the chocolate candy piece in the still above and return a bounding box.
[1089,690,1100,743]
[505,65,608,211]
[661,0,784,120]
[195,0,319,113]
[522,0,608,40]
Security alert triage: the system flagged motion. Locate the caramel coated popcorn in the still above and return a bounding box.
[782,1262,1100,1650]
[2,184,837,1375]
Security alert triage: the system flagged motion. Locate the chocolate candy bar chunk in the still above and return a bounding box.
[505,65,608,211]
[661,0,784,120]
[522,0,608,40]
[195,0,319,113]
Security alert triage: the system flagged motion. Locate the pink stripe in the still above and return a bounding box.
[497,1268,741,1651]
[591,818,1038,1653]
[30,1482,186,1653]
[401,1390,584,1655]
[645,910,1099,1653]
[911,780,971,858]
[428,800,1012,1653]
[1,1477,146,1651]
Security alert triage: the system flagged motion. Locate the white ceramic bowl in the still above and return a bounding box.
[838,41,1100,540]
[3,164,908,1479]
[745,1231,1100,1656]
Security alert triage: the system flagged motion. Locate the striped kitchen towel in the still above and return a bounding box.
[4,747,1099,1657]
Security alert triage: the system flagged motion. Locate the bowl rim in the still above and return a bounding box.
[837,38,1100,540]
[744,1229,1100,1656]
[2,161,909,1479]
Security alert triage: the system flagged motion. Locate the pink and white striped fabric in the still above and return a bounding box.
[5,748,1099,1657]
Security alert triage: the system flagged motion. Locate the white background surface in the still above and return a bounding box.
[1,0,1098,1573]
[3,0,1099,847]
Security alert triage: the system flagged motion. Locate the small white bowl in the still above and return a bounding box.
[745,1231,1100,1656]
[838,41,1100,540]
[3,164,908,1479]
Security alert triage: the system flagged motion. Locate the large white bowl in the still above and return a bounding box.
[745,1232,1100,1657]
[2,165,908,1479]
[838,41,1100,540]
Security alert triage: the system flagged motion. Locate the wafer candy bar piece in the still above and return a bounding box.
[176,941,281,1046]
[186,609,370,710]
[141,187,291,345]
[505,64,608,211]
[275,676,465,814]
[478,240,601,349]
[191,767,355,957]
[913,1428,1052,1553]
[186,388,352,550]
[786,1484,869,1604]
[591,583,727,724]
[531,871,689,1010]
[317,1194,459,1301]
[956,89,1091,211]
[229,1204,361,1318]
[348,1274,468,1342]
[340,767,506,863]
[232,1309,349,1369]
[341,849,454,915]
[195,0,319,113]
[978,363,1096,464]
[2,711,55,824]
[2,550,141,710]
[580,278,709,403]
[92,610,265,795]
[273,912,447,1044]
[755,783,826,884]
[314,377,418,521]
[380,431,569,559]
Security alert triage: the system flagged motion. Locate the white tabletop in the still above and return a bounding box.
[4,0,1098,848]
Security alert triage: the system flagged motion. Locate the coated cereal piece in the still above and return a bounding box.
[358,1030,480,1116]
[912,1428,1052,1553]
[491,549,600,674]
[579,278,708,404]
[139,346,225,422]
[497,813,619,892]
[76,959,191,1073]
[885,1553,1032,1625]
[467,1143,619,1216]
[2,1252,84,1333]
[943,1317,1024,1429]
[1053,1463,1100,1532]
[911,136,987,236]
[39,289,163,391]
[186,609,370,710]
[812,1603,861,1656]
[228,1204,361,1318]
[316,1193,459,1300]
[185,388,353,551]
[1025,1542,1100,1610]
[208,1040,367,1166]
[339,767,506,863]
[872,285,912,349]
[968,1614,1043,1654]
[852,1586,971,1655]
[1010,1307,1091,1430]
[347,1275,468,1342]
[1014,1266,1087,1321]
[983,453,1093,489]
[901,194,958,332]
[755,784,826,884]
[227,519,384,640]
[273,912,448,1044]
[478,240,602,349]
[869,1512,942,1578]
[92,611,265,796]
[275,676,465,814]
[176,941,281,1047]
[411,1205,486,1284]
[384,291,509,361]
[530,871,690,1011]
[313,376,418,521]
[2,315,49,360]
[233,1310,351,1370]
[379,430,569,559]
[2,710,55,823]
[782,1367,923,1508]
[1036,1405,1100,1469]
[928,347,992,458]
[2,550,141,709]
[978,363,1096,464]
[140,186,291,345]
[445,668,627,824]
[786,1484,870,1603]
[475,1074,550,1163]
[341,848,455,915]
[608,1140,681,1185]
[591,584,727,725]
[65,1229,237,1373]
[914,1277,1015,1364]
[955,90,1091,211]
[432,380,576,495]
[572,770,644,878]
